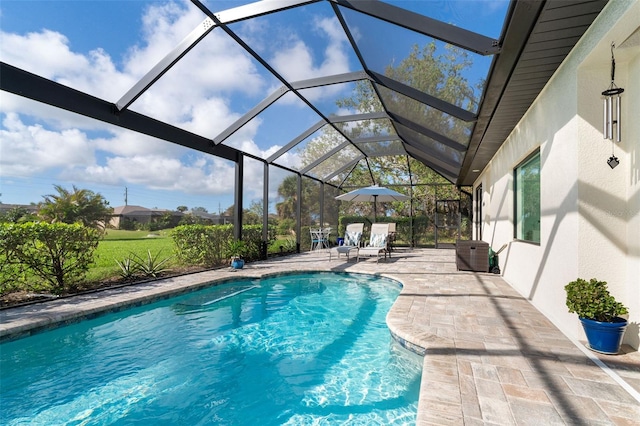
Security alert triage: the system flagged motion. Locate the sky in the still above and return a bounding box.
[0,0,509,213]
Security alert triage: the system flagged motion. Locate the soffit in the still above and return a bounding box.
[458,0,609,186]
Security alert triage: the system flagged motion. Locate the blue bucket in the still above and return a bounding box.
[231,258,245,269]
[580,317,627,354]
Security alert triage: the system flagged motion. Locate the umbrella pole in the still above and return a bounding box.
[374,195,377,222]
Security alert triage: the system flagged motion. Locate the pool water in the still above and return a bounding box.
[0,272,422,425]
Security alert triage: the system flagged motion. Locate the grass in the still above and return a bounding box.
[102,229,171,240]
[90,231,294,282]
[268,236,296,254]
[87,231,177,282]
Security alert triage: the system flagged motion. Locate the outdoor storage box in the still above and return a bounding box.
[456,240,489,272]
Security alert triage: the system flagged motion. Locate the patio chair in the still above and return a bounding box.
[329,223,364,261]
[387,222,397,252]
[322,227,332,249]
[357,223,391,263]
[310,228,329,251]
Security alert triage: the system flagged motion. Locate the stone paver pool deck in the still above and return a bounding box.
[1,248,639,424]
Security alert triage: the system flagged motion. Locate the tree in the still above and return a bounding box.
[276,176,298,221]
[275,176,321,226]
[176,205,188,213]
[38,185,113,230]
[191,206,208,214]
[279,41,478,221]
[243,200,262,225]
[0,206,37,223]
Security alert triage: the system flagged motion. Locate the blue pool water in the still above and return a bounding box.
[0,272,422,425]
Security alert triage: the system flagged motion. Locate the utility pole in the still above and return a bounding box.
[124,187,128,206]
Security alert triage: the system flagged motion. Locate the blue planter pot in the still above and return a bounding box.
[579,317,627,354]
[231,258,245,269]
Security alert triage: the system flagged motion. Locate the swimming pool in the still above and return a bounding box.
[0,272,422,425]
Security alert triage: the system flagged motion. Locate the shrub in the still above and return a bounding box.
[119,218,139,231]
[0,222,100,295]
[281,238,296,252]
[171,224,232,267]
[276,218,295,236]
[300,226,312,251]
[242,224,277,261]
[565,278,628,322]
[171,224,277,267]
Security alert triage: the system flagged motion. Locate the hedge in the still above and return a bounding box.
[0,222,101,295]
[170,224,276,267]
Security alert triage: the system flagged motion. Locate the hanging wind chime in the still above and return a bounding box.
[602,42,624,169]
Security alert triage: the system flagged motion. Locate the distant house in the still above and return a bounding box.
[109,205,182,229]
[108,205,234,229]
[186,209,233,225]
[0,203,38,215]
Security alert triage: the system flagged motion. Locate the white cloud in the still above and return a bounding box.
[0,92,111,132]
[124,2,266,128]
[314,16,351,75]
[273,151,303,170]
[271,16,350,81]
[269,16,351,104]
[0,113,95,176]
[0,0,318,203]
[92,128,186,158]
[0,30,88,79]
[0,30,133,102]
[63,153,237,196]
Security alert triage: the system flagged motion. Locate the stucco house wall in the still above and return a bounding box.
[475,0,639,349]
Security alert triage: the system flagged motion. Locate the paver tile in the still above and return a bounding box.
[496,366,528,386]
[478,396,515,425]
[563,376,639,404]
[551,394,611,424]
[509,400,565,426]
[475,378,507,402]
[502,383,551,403]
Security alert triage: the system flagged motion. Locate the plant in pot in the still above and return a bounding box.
[565,278,628,354]
[226,239,247,270]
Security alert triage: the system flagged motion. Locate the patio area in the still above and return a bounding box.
[1,248,638,424]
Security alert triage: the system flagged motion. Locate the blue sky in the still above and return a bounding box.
[0,0,508,213]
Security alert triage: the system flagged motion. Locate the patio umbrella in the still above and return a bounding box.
[335,185,409,220]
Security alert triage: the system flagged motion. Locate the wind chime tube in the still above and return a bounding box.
[607,96,613,140]
[603,98,609,139]
[616,94,621,142]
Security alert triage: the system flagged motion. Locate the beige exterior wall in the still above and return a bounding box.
[475,0,639,349]
[623,32,640,349]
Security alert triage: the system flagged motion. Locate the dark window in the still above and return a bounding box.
[475,184,482,240]
[514,151,540,243]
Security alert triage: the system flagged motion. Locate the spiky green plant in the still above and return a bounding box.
[115,256,138,280]
[131,250,172,278]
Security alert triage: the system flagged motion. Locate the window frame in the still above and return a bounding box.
[475,184,482,240]
[513,149,541,244]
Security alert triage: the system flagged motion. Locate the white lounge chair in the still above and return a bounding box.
[329,223,364,261]
[357,223,390,263]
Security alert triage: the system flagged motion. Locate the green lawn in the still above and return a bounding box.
[87,230,177,282]
[90,230,295,282]
[102,229,171,240]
